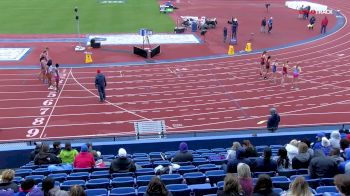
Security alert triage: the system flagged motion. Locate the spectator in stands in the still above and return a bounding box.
[34,144,61,165]
[330,148,344,164]
[267,108,280,132]
[41,177,68,196]
[330,131,341,149]
[292,142,311,169]
[334,174,350,196]
[308,149,338,179]
[338,148,350,174]
[227,142,242,160]
[109,148,136,173]
[217,173,243,196]
[86,142,98,160]
[282,176,313,196]
[274,147,290,170]
[16,178,43,196]
[69,185,86,196]
[300,138,314,157]
[30,142,42,161]
[49,141,61,156]
[144,176,172,196]
[237,163,253,196]
[59,142,78,164]
[242,140,258,157]
[73,144,95,169]
[340,138,350,159]
[255,147,277,172]
[171,142,193,163]
[226,147,252,173]
[0,169,18,192]
[320,137,331,155]
[252,174,278,196]
[94,151,106,168]
[285,139,299,165]
[312,132,325,150]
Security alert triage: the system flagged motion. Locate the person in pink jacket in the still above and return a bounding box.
[73,144,95,168]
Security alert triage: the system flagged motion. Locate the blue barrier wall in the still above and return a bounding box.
[0,129,333,169]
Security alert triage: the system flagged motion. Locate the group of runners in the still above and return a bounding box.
[38,48,60,92]
[260,51,302,89]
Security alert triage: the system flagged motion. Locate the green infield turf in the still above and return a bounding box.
[0,0,175,34]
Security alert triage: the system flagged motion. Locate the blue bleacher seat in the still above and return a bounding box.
[273,188,283,194]
[48,173,67,182]
[110,187,136,196]
[205,170,226,184]
[153,160,171,166]
[271,176,290,190]
[86,178,110,189]
[37,181,60,188]
[149,152,162,158]
[135,168,154,176]
[61,180,85,191]
[198,164,218,173]
[67,172,89,181]
[316,186,337,194]
[189,183,218,196]
[217,181,224,190]
[135,161,153,168]
[85,188,108,196]
[20,165,38,170]
[173,161,192,166]
[137,186,147,196]
[111,177,135,188]
[297,169,309,175]
[166,184,191,196]
[196,149,211,154]
[271,176,289,181]
[183,172,206,185]
[192,158,209,166]
[51,168,72,174]
[15,169,32,178]
[136,175,154,186]
[306,179,321,189]
[93,167,109,171]
[101,154,115,159]
[201,153,217,158]
[133,157,150,162]
[13,176,23,184]
[277,169,297,177]
[25,175,44,184]
[192,154,202,158]
[211,148,226,153]
[253,171,275,178]
[178,165,197,175]
[160,174,183,185]
[270,145,283,149]
[290,174,310,181]
[111,172,134,178]
[90,171,110,179]
[132,153,148,158]
[32,168,50,176]
[73,168,92,173]
[320,178,335,186]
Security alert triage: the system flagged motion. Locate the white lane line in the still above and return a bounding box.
[39,68,71,138]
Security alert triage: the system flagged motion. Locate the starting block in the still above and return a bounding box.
[85,52,93,63]
[228,45,235,55]
[245,42,252,52]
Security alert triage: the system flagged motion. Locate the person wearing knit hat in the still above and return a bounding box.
[95,69,107,102]
[329,131,341,149]
[109,148,136,173]
[171,142,193,163]
[73,144,95,169]
[312,132,325,150]
[320,137,331,155]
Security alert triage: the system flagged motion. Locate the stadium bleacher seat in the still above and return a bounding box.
[297,169,309,175]
[306,179,321,189]
[136,175,154,186]
[160,174,183,185]
[93,167,109,171]
[290,174,310,180]
[198,164,219,173]
[110,187,136,196]
[178,165,197,175]
[149,152,162,158]
[25,175,45,184]
[32,168,50,176]
[205,170,226,184]
[86,178,110,189]
[135,168,154,176]
[192,158,209,166]
[61,180,85,191]
[15,169,32,178]
[90,171,110,179]
[85,188,108,196]
[48,173,67,182]
[133,153,148,158]
[183,172,206,185]
[196,149,211,154]
[173,161,192,166]
[166,184,191,196]
[201,153,217,158]
[111,172,134,178]
[37,181,60,188]
[277,169,297,177]
[189,183,218,196]
[153,160,171,166]
[67,172,89,181]
[320,178,335,186]
[73,168,92,173]
[273,188,283,194]
[253,171,275,178]
[111,177,135,188]
[211,148,226,153]
[13,176,23,184]
[137,186,147,196]
[133,157,150,162]
[135,161,153,168]
[316,186,338,194]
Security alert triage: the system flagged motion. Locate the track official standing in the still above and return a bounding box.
[95,70,107,102]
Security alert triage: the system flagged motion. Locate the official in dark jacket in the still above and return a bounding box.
[95,69,107,102]
[308,149,338,179]
[34,144,61,165]
[267,108,280,132]
[110,148,136,173]
[172,142,193,163]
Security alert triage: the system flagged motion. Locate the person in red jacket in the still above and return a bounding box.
[73,144,95,168]
[321,16,328,34]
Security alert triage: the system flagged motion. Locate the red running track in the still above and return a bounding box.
[1,0,350,142]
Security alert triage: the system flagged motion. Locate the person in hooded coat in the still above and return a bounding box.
[329,131,341,149]
[292,142,311,169]
[308,149,338,179]
[109,148,136,173]
[30,142,42,161]
[320,137,332,155]
[226,147,252,173]
[338,148,350,174]
[34,144,61,165]
[171,142,193,163]
[285,140,299,165]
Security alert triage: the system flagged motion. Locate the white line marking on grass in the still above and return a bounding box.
[39,68,71,138]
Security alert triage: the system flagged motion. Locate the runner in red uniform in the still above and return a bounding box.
[281,61,289,87]
[264,56,271,79]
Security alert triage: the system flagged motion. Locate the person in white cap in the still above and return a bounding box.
[109,148,136,174]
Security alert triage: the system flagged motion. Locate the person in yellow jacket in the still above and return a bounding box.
[59,142,78,164]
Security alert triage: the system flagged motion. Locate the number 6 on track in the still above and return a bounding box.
[43,100,53,106]
[26,128,40,137]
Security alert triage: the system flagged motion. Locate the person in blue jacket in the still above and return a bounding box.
[95,69,107,102]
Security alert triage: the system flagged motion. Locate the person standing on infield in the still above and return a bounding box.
[95,70,107,102]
